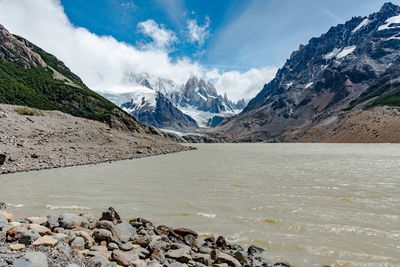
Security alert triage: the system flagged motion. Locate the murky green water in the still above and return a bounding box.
[1,144,400,266]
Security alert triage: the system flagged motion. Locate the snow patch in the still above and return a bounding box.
[336,46,357,59]
[178,105,215,127]
[196,92,208,101]
[323,48,342,60]
[305,82,313,89]
[352,18,369,33]
[378,15,400,31]
[286,81,294,87]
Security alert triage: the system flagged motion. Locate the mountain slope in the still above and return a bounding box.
[218,2,400,142]
[105,73,243,130]
[0,24,144,132]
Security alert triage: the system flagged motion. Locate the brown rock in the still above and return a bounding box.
[112,250,138,266]
[26,216,48,225]
[0,210,13,222]
[174,228,198,238]
[9,244,26,251]
[100,207,121,224]
[32,236,58,247]
[28,224,51,236]
[216,236,227,248]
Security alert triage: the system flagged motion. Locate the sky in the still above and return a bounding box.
[0,0,399,101]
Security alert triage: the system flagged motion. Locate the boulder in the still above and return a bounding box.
[173,228,198,238]
[26,216,48,225]
[100,207,121,224]
[193,253,212,266]
[111,222,135,242]
[59,213,86,229]
[212,251,241,267]
[32,236,58,247]
[166,248,192,263]
[112,249,138,266]
[74,230,95,248]
[9,244,26,251]
[93,228,112,242]
[150,249,165,264]
[53,233,69,243]
[28,224,51,236]
[0,210,13,222]
[0,154,6,165]
[216,236,227,248]
[24,252,49,267]
[70,236,85,249]
[88,255,112,267]
[96,220,114,231]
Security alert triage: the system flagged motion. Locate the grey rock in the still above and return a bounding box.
[24,252,49,267]
[0,202,6,210]
[70,236,85,249]
[213,251,241,267]
[0,214,7,225]
[93,229,112,242]
[95,220,114,231]
[149,249,165,264]
[111,222,135,242]
[107,242,119,251]
[88,255,112,267]
[59,213,86,229]
[131,235,152,247]
[53,233,69,243]
[166,248,192,263]
[193,253,212,266]
[120,241,133,251]
[12,259,31,267]
[46,215,59,229]
[19,229,41,245]
[90,245,109,252]
[199,247,212,255]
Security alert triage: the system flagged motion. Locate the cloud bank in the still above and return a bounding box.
[137,19,177,52]
[0,0,277,101]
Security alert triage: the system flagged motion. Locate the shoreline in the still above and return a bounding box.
[0,206,284,267]
[0,104,194,175]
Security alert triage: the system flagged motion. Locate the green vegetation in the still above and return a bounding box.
[344,81,400,111]
[14,107,43,116]
[0,54,117,123]
[369,87,400,108]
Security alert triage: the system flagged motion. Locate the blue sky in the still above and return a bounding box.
[1,0,400,101]
[61,0,400,71]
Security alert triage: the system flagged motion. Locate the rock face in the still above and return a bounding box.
[119,91,199,131]
[0,207,277,267]
[219,2,400,142]
[103,73,245,130]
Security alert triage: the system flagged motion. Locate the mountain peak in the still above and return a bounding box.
[379,2,400,13]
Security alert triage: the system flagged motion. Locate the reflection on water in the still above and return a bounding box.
[1,144,400,266]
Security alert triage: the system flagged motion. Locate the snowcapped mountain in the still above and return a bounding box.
[101,73,243,130]
[218,2,400,142]
[101,85,198,131]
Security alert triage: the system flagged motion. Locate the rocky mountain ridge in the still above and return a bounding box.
[103,73,245,130]
[0,24,152,134]
[218,2,400,142]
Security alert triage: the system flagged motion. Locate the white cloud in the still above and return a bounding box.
[205,67,277,102]
[0,0,277,102]
[186,16,210,46]
[137,19,177,51]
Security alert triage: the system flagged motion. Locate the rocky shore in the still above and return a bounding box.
[0,205,289,267]
[0,104,194,175]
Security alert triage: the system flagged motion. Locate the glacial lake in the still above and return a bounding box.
[1,144,400,266]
